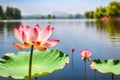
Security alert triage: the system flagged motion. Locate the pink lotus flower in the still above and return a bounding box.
[80,49,92,61]
[71,47,75,53]
[13,24,60,51]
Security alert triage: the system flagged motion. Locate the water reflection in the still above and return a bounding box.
[96,20,120,43]
[85,20,95,28]
[85,19,120,43]
[0,22,21,40]
[0,22,21,56]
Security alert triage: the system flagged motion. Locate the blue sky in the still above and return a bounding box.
[0,0,120,15]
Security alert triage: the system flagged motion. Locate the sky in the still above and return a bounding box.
[0,0,120,15]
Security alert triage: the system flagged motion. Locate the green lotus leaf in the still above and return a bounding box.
[0,49,69,79]
[92,59,120,75]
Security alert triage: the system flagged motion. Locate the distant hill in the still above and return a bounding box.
[22,11,84,19]
[51,11,71,17]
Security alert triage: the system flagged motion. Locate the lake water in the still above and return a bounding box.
[0,19,120,80]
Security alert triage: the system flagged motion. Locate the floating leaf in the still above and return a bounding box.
[92,59,120,75]
[0,49,69,79]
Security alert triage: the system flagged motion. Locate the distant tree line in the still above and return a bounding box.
[0,6,22,19]
[46,14,84,19]
[22,14,84,19]
[84,1,120,19]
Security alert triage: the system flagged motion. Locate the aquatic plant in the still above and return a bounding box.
[80,49,92,80]
[0,24,69,80]
[0,50,69,79]
[91,59,120,80]
[71,47,75,53]
[13,24,59,51]
[71,46,75,69]
[91,59,120,75]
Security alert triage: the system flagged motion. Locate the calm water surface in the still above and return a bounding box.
[0,19,120,80]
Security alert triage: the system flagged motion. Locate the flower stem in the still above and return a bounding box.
[94,70,96,80]
[35,77,37,80]
[72,52,74,70]
[84,60,86,80]
[29,45,34,80]
[112,73,114,80]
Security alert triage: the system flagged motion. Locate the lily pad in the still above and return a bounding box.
[92,59,120,75]
[0,49,69,79]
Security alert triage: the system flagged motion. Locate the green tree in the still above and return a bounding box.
[106,1,120,17]
[67,15,73,19]
[41,16,45,19]
[89,11,94,18]
[84,12,90,18]
[94,7,106,18]
[84,1,120,19]
[84,11,94,18]
[12,8,22,19]
[5,6,21,19]
[52,15,56,19]
[0,5,4,19]
[5,7,13,19]
[47,14,51,19]
[75,14,83,19]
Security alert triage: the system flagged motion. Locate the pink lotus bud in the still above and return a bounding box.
[80,49,92,61]
[71,47,75,53]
